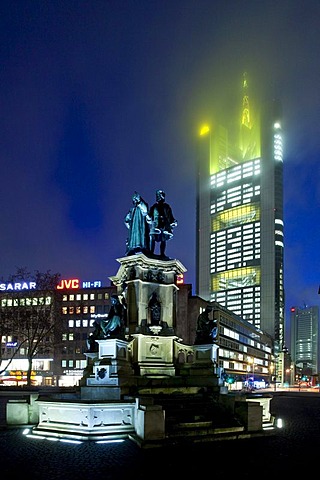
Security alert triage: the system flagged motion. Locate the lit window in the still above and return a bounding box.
[69,307,74,315]
[62,307,67,315]
[69,295,74,301]
[90,306,95,313]
[76,360,86,369]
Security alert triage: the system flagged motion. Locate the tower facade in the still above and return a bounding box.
[290,305,319,376]
[196,73,284,346]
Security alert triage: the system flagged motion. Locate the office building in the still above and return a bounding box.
[290,305,319,376]
[179,290,273,389]
[0,277,117,386]
[54,279,117,386]
[196,73,284,349]
[0,282,56,386]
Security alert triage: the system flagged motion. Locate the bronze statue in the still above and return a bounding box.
[194,306,216,345]
[86,296,126,351]
[86,320,104,352]
[100,295,126,340]
[124,192,149,256]
[148,291,161,325]
[148,190,177,258]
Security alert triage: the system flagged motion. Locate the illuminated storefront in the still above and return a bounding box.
[0,278,116,387]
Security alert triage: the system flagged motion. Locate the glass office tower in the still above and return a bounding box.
[290,305,319,376]
[196,73,284,346]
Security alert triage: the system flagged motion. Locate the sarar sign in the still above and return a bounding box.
[0,282,36,291]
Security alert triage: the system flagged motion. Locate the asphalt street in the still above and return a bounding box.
[0,392,318,479]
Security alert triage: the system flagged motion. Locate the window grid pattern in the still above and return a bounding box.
[209,158,262,327]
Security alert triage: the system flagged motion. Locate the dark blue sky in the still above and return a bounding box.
[0,0,319,336]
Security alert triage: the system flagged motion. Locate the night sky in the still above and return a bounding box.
[0,1,319,341]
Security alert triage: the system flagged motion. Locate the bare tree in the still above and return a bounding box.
[0,268,61,386]
[0,293,20,373]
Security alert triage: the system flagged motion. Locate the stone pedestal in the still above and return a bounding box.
[235,401,263,432]
[193,343,219,364]
[130,333,178,376]
[109,253,187,335]
[81,338,135,400]
[134,397,165,441]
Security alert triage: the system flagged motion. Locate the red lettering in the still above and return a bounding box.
[56,278,80,290]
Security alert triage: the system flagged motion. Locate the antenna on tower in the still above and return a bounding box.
[241,72,251,129]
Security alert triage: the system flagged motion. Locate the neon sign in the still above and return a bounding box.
[0,282,36,291]
[0,279,103,291]
[56,278,102,290]
[91,313,108,319]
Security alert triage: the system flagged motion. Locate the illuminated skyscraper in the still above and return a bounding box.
[290,305,319,375]
[196,73,284,346]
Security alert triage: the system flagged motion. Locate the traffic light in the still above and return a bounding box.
[226,376,235,384]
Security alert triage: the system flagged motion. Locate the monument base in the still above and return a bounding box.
[31,399,136,441]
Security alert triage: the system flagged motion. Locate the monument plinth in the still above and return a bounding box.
[81,338,135,400]
[109,253,187,336]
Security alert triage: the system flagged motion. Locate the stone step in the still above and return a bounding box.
[153,394,238,419]
[169,421,244,435]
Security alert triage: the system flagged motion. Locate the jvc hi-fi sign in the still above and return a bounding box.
[56,278,102,290]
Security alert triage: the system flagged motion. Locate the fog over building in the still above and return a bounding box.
[196,73,284,352]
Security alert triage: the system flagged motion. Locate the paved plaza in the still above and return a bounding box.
[0,392,319,479]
